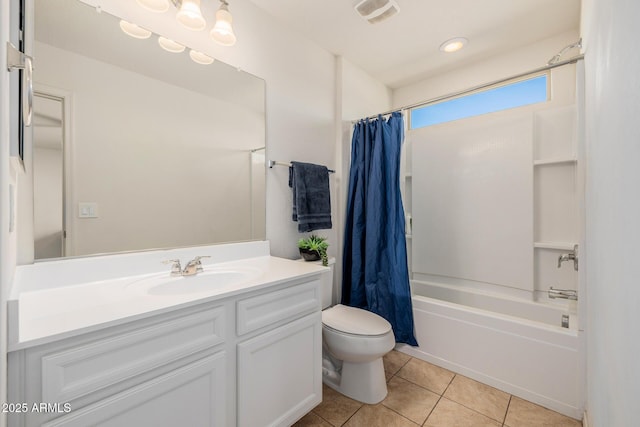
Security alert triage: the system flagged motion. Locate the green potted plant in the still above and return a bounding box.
[298,235,329,266]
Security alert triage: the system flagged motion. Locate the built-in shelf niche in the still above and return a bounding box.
[533,105,579,294]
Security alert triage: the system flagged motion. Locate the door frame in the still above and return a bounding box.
[33,84,74,258]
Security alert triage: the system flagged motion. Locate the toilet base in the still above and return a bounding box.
[322,356,388,404]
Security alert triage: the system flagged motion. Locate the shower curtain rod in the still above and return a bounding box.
[353,54,584,123]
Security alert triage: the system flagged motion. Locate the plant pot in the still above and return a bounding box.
[299,248,321,261]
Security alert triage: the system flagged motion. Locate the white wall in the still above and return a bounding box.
[582,0,640,425]
[341,58,392,122]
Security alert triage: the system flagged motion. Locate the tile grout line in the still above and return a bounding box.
[502,395,513,427]
[434,373,510,426]
[442,373,456,394]
[420,373,457,426]
[380,403,422,426]
[382,354,432,426]
[336,354,424,426]
[421,394,443,426]
[391,356,516,425]
[340,404,364,427]
[310,409,339,427]
[394,369,454,396]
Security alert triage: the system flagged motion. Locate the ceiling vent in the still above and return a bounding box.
[354,0,400,24]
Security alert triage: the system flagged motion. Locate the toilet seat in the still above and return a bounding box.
[322,304,391,336]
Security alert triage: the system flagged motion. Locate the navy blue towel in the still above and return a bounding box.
[289,161,332,232]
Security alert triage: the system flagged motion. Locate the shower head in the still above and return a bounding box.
[547,39,583,66]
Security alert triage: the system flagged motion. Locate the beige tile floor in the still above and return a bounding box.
[294,351,582,427]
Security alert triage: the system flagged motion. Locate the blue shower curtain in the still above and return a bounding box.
[342,112,418,346]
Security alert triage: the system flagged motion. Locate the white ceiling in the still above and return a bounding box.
[248,0,581,88]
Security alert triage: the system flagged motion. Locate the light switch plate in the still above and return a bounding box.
[78,202,98,218]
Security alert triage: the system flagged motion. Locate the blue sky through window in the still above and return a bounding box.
[410,75,548,129]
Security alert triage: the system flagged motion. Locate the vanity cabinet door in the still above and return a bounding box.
[237,312,322,427]
[40,352,227,427]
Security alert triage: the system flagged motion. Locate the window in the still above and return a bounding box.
[410,74,548,129]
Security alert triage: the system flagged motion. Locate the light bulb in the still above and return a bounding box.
[439,37,468,53]
[176,0,206,31]
[158,37,186,53]
[136,0,170,13]
[210,4,236,46]
[189,50,214,65]
[119,20,152,39]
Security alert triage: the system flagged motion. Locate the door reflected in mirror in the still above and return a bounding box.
[33,93,65,259]
[33,0,266,260]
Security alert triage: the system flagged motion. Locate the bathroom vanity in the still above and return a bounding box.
[7,242,325,427]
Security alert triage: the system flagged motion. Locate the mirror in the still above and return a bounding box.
[32,0,266,260]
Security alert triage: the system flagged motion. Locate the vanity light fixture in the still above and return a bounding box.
[439,37,468,53]
[117,14,214,65]
[189,49,215,64]
[158,37,186,53]
[176,0,207,31]
[210,0,236,46]
[135,0,238,45]
[136,0,170,13]
[119,20,152,39]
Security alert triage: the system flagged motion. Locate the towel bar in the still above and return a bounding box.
[268,160,335,173]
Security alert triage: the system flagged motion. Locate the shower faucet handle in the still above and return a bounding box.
[557,244,578,271]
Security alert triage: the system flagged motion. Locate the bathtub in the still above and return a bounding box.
[396,280,584,419]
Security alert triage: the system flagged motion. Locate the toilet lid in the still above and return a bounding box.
[322,304,392,336]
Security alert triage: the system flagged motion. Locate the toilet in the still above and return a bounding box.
[317,259,396,404]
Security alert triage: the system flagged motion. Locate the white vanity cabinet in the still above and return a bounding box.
[236,280,323,427]
[8,275,323,427]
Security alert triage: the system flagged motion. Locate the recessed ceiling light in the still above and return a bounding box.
[119,20,152,39]
[439,37,468,53]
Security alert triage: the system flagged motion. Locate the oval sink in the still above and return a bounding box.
[127,268,260,296]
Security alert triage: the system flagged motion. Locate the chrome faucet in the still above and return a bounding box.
[162,259,183,277]
[181,256,211,276]
[557,244,579,271]
[162,256,211,276]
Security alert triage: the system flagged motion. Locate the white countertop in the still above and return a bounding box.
[8,242,327,351]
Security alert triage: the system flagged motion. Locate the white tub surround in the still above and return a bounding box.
[8,241,326,427]
[400,280,582,419]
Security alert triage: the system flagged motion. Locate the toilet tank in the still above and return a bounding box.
[298,257,335,309]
